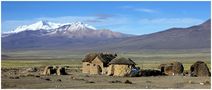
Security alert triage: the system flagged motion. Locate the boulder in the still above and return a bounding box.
[190,61,210,77]
[159,61,184,76]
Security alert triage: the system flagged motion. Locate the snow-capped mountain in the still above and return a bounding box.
[2,20,131,49]
[8,21,96,33]
[2,19,210,51]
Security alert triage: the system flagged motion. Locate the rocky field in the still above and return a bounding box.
[1,66,211,89]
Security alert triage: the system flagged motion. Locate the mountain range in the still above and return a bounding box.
[2,19,211,51]
[98,19,211,51]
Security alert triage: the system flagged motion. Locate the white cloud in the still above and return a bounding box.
[134,8,157,13]
[120,6,158,13]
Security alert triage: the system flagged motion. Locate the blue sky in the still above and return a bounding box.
[2,1,211,35]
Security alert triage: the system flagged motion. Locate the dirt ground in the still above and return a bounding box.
[1,67,211,89]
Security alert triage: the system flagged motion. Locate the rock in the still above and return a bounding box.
[200,82,205,85]
[160,61,184,76]
[26,67,37,72]
[85,81,95,83]
[205,81,210,85]
[146,85,150,89]
[183,71,189,76]
[35,75,40,78]
[188,81,194,84]
[70,76,76,80]
[9,76,19,79]
[45,78,51,81]
[109,80,122,83]
[190,61,211,77]
[57,79,62,82]
[200,81,210,85]
[124,80,132,84]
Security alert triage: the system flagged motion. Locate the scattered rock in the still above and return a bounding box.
[109,80,122,83]
[124,80,132,84]
[9,76,19,79]
[146,85,150,89]
[57,79,62,82]
[200,81,210,85]
[25,73,35,77]
[35,75,40,78]
[14,76,19,79]
[45,78,51,81]
[200,82,205,85]
[85,81,95,83]
[183,71,189,76]
[70,76,76,80]
[188,80,194,84]
[70,76,85,81]
[26,67,37,72]
[205,81,210,85]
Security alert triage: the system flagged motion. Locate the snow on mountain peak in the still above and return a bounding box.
[10,20,61,33]
[64,21,96,31]
[9,21,96,33]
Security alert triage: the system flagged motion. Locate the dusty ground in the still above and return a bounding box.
[1,67,211,89]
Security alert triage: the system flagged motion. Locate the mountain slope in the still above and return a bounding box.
[99,19,211,51]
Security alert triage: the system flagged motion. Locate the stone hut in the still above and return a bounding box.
[190,61,211,77]
[42,66,67,75]
[159,61,184,76]
[107,57,136,76]
[82,53,98,74]
[82,53,117,75]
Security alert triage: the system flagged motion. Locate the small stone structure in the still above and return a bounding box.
[107,57,136,76]
[42,66,67,75]
[82,53,117,75]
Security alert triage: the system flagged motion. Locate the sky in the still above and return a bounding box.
[1,1,211,35]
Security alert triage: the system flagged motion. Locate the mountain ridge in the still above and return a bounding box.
[2,19,211,51]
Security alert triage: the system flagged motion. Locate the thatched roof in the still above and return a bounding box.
[108,57,136,65]
[82,53,98,62]
[97,53,116,64]
[82,53,116,64]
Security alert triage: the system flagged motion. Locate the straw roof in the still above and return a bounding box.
[108,57,136,65]
[82,53,116,63]
[82,53,98,62]
[97,53,116,64]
